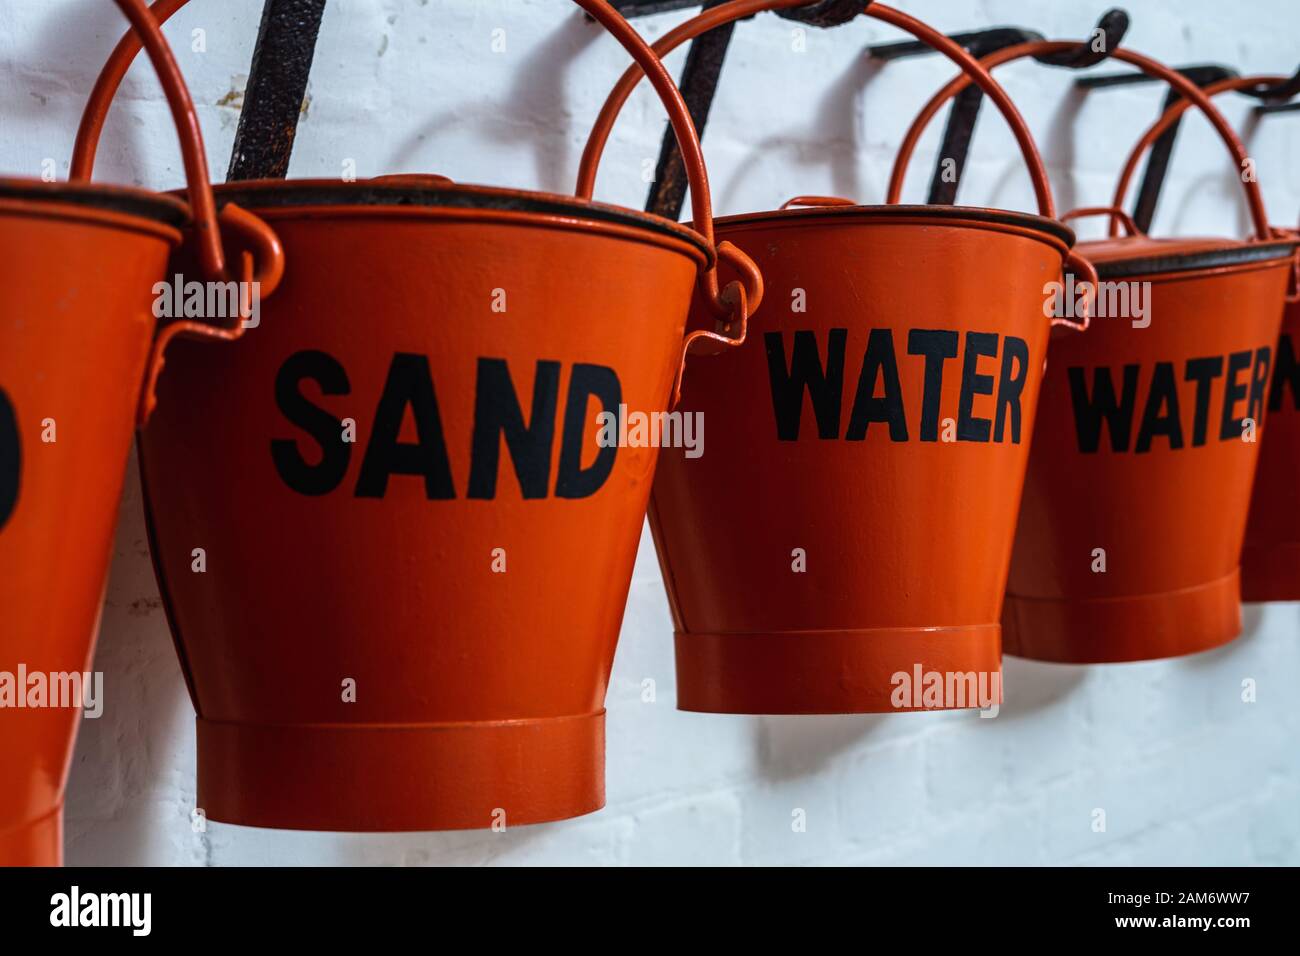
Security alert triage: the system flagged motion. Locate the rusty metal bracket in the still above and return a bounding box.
[1078,64,1236,232]
[1256,100,1300,116]
[868,9,1129,205]
[227,0,327,181]
[1077,62,1299,231]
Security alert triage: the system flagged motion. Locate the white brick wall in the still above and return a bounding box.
[5,0,1299,865]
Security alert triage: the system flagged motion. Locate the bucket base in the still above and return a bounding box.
[673,625,1002,715]
[0,805,62,867]
[1240,542,1300,602]
[196,712,605,832]
[1003,570,1242,663]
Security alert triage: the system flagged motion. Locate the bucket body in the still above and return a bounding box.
[1241,297,1300,600]
[651,205,1072,714]
[137,181,705,830]
[1005,245,1295,662]
[0,184,182,864]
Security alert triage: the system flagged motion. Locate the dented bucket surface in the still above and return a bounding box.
[0,182,184,866]
[1004,236,1296,662]
[85,0,760,830]
[0,0,283,866]
[1243,293,1300,600]
[580,0,1087,714]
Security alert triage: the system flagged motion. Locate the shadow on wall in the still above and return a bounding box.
[64,450,202,867]
[718,53,884,212]
[386,13,601,193]
[22,1,147,179]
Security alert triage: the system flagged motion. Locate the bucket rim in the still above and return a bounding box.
[1077,236,1298,280]
[203,178,714,264]
[710,202,1077,249]
[0,176,188,229]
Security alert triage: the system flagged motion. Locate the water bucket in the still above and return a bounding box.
[79,0,761,830]
[579,0,1091,714]
[894,44,1299,662]
[1106,75,1300,602]
[0,0,283,864]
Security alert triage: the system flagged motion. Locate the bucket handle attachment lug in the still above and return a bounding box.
[71,0,284,295]
[135,205,286,427]
[71,0,287,427]
[1061,206,1144,238]
[670,240,763,407]
[779,195,858,210]
[1055,247,1100,332]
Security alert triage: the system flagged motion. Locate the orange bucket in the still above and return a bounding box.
[79,0,760,830]
[1107,76,1300,601]
[894,45,1299,663]
[1243,260,1300,601]
[0,0,283,865]
[580,0,1092,714]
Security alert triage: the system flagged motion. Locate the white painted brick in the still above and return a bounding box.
[625,791,743,866]
[1,0,1292,865]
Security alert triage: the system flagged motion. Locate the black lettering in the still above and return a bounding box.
[994,336,1030,444]
[555,364,621,499]
[846,329,907,441]
[355,352,455,499]
[1184,356,1224,447]
[0,387,18,530]
[467,358,560,500]
[1268,334,1300,412]
[271,349,353,496]
[907,329,958,441]
[1135,361,1184,452]
[1068,365,1139,453]
[765,330,847,440]
[957,332,998,442]
[1219,350,1252,441]
[1248,346,1271,427]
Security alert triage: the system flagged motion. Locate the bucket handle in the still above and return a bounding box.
[72,0,760,411]
[1061,206,1143,237]
[577,0,1066,382]
[886,41,1275,243]
[1108,74,1300,303]
[578,0,1059,217]
[69,0,285,426]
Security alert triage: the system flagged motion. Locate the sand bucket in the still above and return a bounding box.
[0,0,283,864]
[77,0,761,830]
[1105,76,1300,602]
[893,45,1299,662]
[579,0,1093,714]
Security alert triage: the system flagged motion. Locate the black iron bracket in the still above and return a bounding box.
[867,9,1129,205]
[1078,62,1299,231]
[226,0,327,181]
[612,0,750,220]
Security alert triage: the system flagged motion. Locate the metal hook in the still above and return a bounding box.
[1079,61,1300,231]
[868,9,1129,206]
